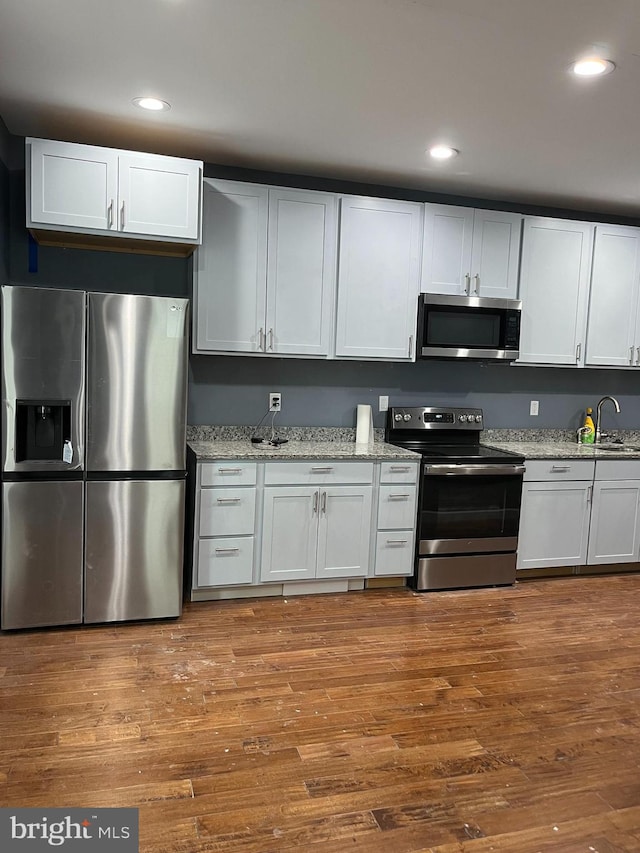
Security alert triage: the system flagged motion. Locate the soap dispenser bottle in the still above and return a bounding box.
[581,407,595,444]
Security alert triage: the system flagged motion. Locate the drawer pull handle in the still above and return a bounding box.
[215,547,240,554]
[311,466,334,472]
[388,493,410,500]
[389,465,411,472]
[386,539,408,545]
[218,467,242,474]
[551,465,571,472]
[216,498,241,504]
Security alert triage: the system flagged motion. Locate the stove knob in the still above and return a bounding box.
[475,415,482,423]
[394,413,403,422]
[459,415,467,423]
[403,413,412,422]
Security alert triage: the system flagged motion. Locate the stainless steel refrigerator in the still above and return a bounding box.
[1,285,189,629]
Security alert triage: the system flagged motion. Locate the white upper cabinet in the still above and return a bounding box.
[27,138,202,245]
[517,217,594,365]
[195,179,336,356]
[585,224,640,368]
[421,204,522,299]
[335,196,423,360]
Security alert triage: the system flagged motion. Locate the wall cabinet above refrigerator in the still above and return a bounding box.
[26,138,203,256]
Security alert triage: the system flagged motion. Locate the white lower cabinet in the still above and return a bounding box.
[190,456,420,597]
[587,461,640,565]
[517,460,595,571]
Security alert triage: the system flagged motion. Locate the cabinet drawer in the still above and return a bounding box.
[200,461,257,486]
[596,460,640,481]
[523,460,595,482]
[374,531,415,576]
[377,485,418,529]
[198,487,256,537]
[380,461,420,484]
[197,537,254,587]
[264,461,374,485]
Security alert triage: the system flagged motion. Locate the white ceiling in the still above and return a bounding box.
[1,0,640,215]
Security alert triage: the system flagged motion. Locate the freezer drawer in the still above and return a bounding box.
[1,481,83,629]
[86,293,188,472]
[84,479,185,623]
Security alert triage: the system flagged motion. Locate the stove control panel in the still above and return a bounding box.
[387,406,483,431]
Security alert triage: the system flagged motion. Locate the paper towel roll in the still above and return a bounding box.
[355,404,373,444]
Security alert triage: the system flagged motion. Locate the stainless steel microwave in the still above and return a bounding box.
[417,294,521,361]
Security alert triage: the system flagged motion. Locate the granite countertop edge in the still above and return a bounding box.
[187,439,421,462]
[481,440,640,460]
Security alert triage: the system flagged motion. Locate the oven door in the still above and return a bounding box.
[419,463,525,556]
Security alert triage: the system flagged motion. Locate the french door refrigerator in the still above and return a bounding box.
[1,285,189,630]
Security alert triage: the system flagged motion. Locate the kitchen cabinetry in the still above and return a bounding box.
[517,218,593,365]
[194,179,336,356]
[193,462,257,588]
[517,460,595,571]
[374,462,418,576]
[587,461,640,564]
[585,224,640,368]
[421,204,522,299]
[260,462,373,582]
[335,196,422,360]
[26,137,202,245]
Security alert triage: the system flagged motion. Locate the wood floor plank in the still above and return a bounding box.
[2,574,640,852]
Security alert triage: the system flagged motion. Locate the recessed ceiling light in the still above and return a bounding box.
[132,97,171,112]
[428,145,459,160]
[570,57,615,77]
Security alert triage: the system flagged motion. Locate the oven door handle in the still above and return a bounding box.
[424,464,526,476]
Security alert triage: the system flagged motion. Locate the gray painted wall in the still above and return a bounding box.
[3,125,640,431]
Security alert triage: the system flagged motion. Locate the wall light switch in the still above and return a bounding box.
[530,400,539,416]
[379,396,389,412]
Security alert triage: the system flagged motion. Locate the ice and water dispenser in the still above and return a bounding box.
[14,400,72,463]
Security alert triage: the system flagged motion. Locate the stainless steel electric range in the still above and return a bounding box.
[385,406,525,591]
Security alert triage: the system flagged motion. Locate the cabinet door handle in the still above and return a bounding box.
[311,466,333,472]
[473,273,480,294]
[630,346,635,365]
[636,346,640,365]
[120,200,125,230]
[464,273,471,295]
[587,485,593,503]
[257,327,264,351]
[268,328,274,351]
[215,547,240,554]
[576,342,582,362]
[312,490,319,514]
[408,335,413,358]
[388,494,410,500]
[107,199,114,229]
[216,497,241,504]
[321,491,327,514]
[386,538,408,545]
[217,467,242,474]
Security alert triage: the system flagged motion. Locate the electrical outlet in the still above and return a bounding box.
[530,400,539,416]
[379,395,389,412]
[269,392,282,412]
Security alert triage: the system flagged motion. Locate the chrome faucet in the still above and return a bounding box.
[595,395,621,443]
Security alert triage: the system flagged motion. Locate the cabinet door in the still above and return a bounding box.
[28,138,118,231]
[517,481,591,570]
[587,480,640,564]
[316,486,372,578]
[421,204,474,295]
[195,180,268,353]
[585,225,640,367]
[260,487,318,581]
[265,189,336,356]
[469,210,522,299]
[517,218,593,365]
[118,153,201,240]
[335,197,422,360]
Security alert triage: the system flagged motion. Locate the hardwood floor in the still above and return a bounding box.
[2,575,640,852]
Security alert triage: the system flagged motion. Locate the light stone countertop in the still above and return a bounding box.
[482,440,640,460]
[187,439,422,462]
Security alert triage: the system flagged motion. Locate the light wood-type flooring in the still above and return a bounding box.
[2,575,640,852]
